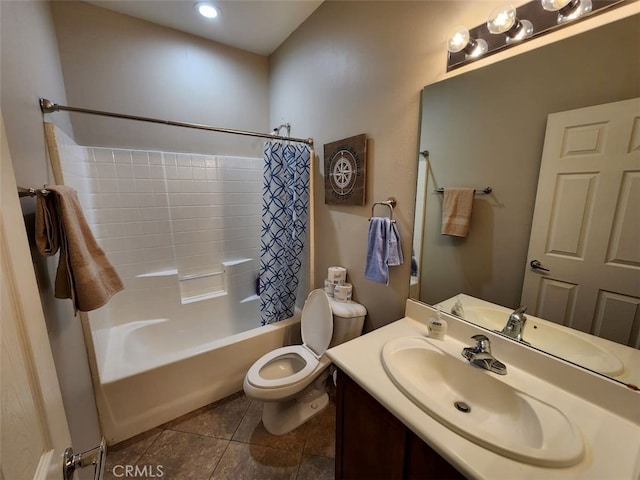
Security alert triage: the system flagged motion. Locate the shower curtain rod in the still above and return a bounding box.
[39,98,314,146]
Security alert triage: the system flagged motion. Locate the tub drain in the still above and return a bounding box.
[454,401,471,413]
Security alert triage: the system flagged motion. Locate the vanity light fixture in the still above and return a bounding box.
[447,26,488,58]
[195,2,219,19]
[446,0,621,72]
[487,5,534,42]
[541,0,593,23]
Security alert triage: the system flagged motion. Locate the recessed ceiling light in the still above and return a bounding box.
[195,2,219,19]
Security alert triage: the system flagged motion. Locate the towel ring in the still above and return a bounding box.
[369,197,397,223]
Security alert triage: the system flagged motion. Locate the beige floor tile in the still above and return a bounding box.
[135,429,228,480]
[163,392,251,439]
[303,402,336,458]
[296,454,335,480]
[104,428,163,480]
[103,390,337,480]
[232,401,308,452]
[210,441,301,480]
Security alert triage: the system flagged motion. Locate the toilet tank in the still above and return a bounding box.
[328,297,367,347]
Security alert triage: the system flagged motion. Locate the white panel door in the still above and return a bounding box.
[1,114,72,479]
[522,98,640,347]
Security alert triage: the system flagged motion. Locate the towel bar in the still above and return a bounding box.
[435,187,492,195]
[18,186,49,197]
[369,197,397,223]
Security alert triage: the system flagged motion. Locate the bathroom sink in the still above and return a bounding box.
[381,336,584,467]
[465,306,624,376]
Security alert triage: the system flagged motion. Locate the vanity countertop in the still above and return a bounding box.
[326,299,640,480]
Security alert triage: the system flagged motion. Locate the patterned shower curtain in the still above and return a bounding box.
[259,141,310,325]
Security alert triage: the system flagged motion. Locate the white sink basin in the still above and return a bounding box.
[381,336,584,467]
[465,306,624,376]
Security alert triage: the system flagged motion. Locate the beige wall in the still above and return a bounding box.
[269,1,501,331]
[50,1,270,157]
[0,0,100,454]
[269,0,639,331]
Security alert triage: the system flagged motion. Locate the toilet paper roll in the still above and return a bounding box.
[334,283,352,302]
[328,266,347,285]
[324,279,335,297]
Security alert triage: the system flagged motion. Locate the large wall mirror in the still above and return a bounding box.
[411,14,639,388]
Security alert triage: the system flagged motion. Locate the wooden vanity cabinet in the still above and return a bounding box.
[335,369,464,480]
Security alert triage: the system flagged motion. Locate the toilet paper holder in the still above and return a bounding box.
[369,197,397,223]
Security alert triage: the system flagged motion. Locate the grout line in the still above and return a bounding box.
[207,438,233,480]
[130,429,165,467]
[113,391,338,478]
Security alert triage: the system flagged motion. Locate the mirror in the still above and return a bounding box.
[411,14,640,386]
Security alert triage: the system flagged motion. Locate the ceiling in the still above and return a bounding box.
[84,0,324,56]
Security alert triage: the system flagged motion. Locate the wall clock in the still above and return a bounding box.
[324,134,367,205]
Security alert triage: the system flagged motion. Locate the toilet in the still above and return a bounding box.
[243,289,367,435]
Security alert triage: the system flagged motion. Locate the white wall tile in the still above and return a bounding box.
[116,163,134,178]
[94,148,115,163]
[113,149,133,164]
[133,164,150,178]
[131,151,149,164]
[60,146,263,325]
[96,163,117,178]
[176,153,191,166]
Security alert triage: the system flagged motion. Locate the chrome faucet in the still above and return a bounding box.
[461,334,507,375]
[500,306,528,342]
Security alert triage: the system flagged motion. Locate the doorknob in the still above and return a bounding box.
[63,438,106,480]
[530,260,550,272]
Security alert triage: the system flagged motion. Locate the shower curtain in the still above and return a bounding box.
[259,141,310,325]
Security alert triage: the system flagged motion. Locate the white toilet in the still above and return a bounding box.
[243,289,367,435]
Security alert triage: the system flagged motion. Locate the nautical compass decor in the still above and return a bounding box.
[324,134,367,205]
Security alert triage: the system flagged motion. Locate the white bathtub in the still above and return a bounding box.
[86,306,302,444]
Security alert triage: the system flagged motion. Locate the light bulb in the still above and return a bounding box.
[447,26,471,53]
[487,5,533,42]
[558,0,592,22]
[540,0,575,11]
[447,26,488,58]
[467,39,488,58]
[541,0,592,23]
[487,5,517,34]
[195,2,218,19]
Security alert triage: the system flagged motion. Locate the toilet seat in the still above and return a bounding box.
[245,345,318,389]
[245,290,333,390]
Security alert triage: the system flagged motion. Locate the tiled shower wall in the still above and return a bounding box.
[53,125,263,329]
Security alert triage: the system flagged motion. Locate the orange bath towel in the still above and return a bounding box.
[441,187,475,237]
[35,185,123,313]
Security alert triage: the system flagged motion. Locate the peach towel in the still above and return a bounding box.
[441,187,475,237]
[35,185,123,313]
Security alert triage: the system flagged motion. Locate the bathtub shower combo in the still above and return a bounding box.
[43,100,315,443]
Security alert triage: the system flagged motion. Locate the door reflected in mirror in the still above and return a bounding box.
[411,14,640,387]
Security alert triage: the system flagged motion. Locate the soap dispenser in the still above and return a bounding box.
[450,296,465,318]
[428,305,448,340]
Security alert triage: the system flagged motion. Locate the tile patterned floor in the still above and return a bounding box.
[104,391,336,480]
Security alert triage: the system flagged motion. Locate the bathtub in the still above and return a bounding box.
[85,306,302,444]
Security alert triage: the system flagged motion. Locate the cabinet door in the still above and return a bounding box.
[405,431,465,480]
[335,369,465,480]
[336,371,406,479]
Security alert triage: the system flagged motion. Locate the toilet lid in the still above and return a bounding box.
[301,289,333,357]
